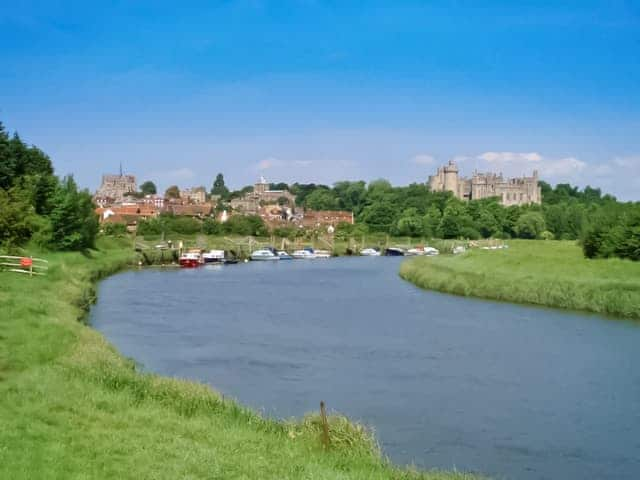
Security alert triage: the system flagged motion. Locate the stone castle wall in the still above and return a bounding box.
[428,160,541,205]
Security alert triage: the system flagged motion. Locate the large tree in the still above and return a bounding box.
[165,185,180,199]
[211,173,230,199]
[140,180,157,195]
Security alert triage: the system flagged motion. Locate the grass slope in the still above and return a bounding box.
[0,238,477,480]
[400,240,640,320]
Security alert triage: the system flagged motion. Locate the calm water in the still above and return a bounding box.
[91,258,640,480]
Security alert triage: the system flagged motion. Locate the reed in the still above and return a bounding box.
[0,237,480,479]
[400,240,640,319]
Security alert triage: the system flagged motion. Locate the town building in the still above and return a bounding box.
[95,169,137,203]
[428,160,541,206]
[181,186,207,204]
[230,177,296,214]
[300,210,354,229]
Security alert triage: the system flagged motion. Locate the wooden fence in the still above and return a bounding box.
[0,255,49,277]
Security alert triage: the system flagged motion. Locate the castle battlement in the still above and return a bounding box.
[428,161,541,206]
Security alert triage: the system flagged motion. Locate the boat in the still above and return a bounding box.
[250,249,279,261]
[277,251,293,260]
[292,249,316,259]
[179,252,203,268]
[360,248,381,256]
[384,247,405,256]
[314,249,332,259]
[202,249,225,263]
[406,247,425,256]
[424,247,440,256]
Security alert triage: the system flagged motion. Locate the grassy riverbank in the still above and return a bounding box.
[0,238,477,479]
[400,240,640,320]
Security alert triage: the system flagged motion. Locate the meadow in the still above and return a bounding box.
[400,240,640,320]
[0,237,478,479]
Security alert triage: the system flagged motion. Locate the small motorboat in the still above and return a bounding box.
[406,247,425,256]
[384,247,405,256]
[250,249,279,261]
[360,248,381,256]
[424,247,440,256]
[277,251,293,260]
[314,249,332,259]
[179,252,203,267]
[292,249,316,259]
[203,249,225,263]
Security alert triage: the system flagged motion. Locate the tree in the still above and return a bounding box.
[211,173,230,199]
[305,189,339,210]
[422,206,442,238]
[48,176,98,250]
[395,207,423,237]
[140,180,157,195]
[515,211,546,239]
[165,185,180,199]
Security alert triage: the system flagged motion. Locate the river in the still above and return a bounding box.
[90,257,640,480]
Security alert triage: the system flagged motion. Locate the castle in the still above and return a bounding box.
[428,160,541,206]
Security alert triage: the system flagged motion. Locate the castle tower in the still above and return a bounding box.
[443,160,459,195]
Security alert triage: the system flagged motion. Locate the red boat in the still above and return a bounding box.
[179,252,203,268]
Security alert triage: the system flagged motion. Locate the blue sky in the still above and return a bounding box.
[1,1,639,199]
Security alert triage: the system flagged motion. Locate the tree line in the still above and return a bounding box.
[0,122,97,251]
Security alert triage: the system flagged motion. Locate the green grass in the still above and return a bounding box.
[0,237,478,479]
[400,240,640,320]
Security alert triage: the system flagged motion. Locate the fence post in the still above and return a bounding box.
[320,400,330,449]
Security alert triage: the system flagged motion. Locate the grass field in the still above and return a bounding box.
[400,240,640,320]
[0,237,477,479]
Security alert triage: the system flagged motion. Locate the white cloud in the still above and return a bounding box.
[411,154,435,165]
[478,151,542,163]
[256,157,285,171]
[539,157,586,176]
[613,155,640,168]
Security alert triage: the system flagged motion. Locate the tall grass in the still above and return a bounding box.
[400,240,640,319]
[0,237,479,479]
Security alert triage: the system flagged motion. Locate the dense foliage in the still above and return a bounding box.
[289,179,638,250]
[138,213,268,237]
[0,122,97,251]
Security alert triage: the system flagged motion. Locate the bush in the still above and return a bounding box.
[102,223,127,236]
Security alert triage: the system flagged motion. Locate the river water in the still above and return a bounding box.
[90,257,640,480]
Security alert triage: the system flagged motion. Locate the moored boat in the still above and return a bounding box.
[277,251,293,260]
[384,247,405,256]
[314,249,332,259]
[360,247,381,256]
[179,252,203,267]
[203,249,225,263]
[292,248,316,259]
[250,249,279,261]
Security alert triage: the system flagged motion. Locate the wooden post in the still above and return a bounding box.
[320,401,330,449]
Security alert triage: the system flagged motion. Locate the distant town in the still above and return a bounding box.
[94,161,541,233]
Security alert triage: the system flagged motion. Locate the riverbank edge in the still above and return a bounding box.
[1,239,479,479]
[398,245,640,320]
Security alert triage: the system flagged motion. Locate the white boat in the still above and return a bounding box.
[424,247,440,256]
[277,251,293,260]
[292,249,316,259]
[314,249,332,258]
[406,248,425,256]
[250,249,279,261]
[203,249,225,263]
[360,248,381,256]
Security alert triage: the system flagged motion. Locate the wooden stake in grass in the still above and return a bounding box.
[320,400,330,449]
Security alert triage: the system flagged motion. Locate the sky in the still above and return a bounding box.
[1,0,639,200]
